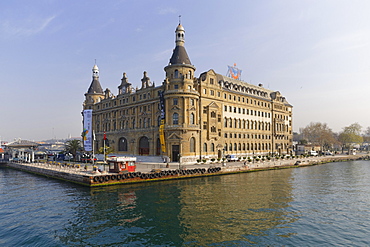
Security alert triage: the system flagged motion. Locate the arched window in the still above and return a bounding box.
[190,137,195,152]
[174,70,179,78]
[190,113,195,124]
[173,113,179,125]
[234,143,237,151]
[139,119,142,128]
[229,143,232,151]
[224,118,227,127]
[203,143,207,152]
[118,137,128,151]
[225,144,228,151]
[211,143,215,152]
[238,143,241,151]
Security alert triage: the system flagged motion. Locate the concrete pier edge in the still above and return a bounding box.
[2,154,369,187]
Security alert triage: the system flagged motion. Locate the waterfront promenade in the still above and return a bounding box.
[2,154,369,186]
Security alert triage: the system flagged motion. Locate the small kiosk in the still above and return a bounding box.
[107,156,136,173]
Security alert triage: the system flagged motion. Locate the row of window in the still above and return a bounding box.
[189,137,289,153]
[224,118,272,130]
[224,133,272,139]
[222,81,271,99]
[169,69,193,79]
[224,105,271,117]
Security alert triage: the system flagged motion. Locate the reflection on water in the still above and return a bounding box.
[177,171,298,245]
[2,161,370,246]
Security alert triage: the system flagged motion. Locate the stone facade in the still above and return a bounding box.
[83,23,293,163]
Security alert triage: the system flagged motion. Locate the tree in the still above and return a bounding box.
[300,122,338,150]
[338,123,363,152]
[363,126,370,143]
[64,139,83,161]
[97,146,114,158]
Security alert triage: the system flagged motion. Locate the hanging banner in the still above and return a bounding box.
[83,109,93,151]
[158,91,166,153]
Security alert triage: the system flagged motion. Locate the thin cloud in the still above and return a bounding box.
[153,48,173,62]
[1,15,56,38]
[157,7,177,15]
[312,30,370,51]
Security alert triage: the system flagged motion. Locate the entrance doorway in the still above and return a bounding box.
[218,149,222,159]
[138,136,150,155]
[172,145,179,162]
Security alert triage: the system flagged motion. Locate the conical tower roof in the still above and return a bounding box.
[168,23,192,66]
[87,64,103,94]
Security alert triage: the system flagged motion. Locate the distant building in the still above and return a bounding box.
[82,23,293,163]
[5,139,39,162]
[296,144,321,155]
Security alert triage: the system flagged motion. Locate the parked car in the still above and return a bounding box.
[226,154,238,162]
[309,151,318,156]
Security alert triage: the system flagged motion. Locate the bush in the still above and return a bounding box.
[211,158,215,162]
[202,159,207,163]
[196,159,201,163]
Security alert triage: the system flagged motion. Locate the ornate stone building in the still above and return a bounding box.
[83,23,293,163]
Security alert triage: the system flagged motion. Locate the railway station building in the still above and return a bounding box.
[83,23,293,163]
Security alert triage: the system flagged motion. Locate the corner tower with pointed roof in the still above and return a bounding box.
[84,64,104,109]
[163,23,200,161]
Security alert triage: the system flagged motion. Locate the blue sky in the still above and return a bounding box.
[1,0,370,141]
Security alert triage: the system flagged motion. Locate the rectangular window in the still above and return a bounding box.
[173,98,178,105]
[174,84,179,89]
[210,78,214,84]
